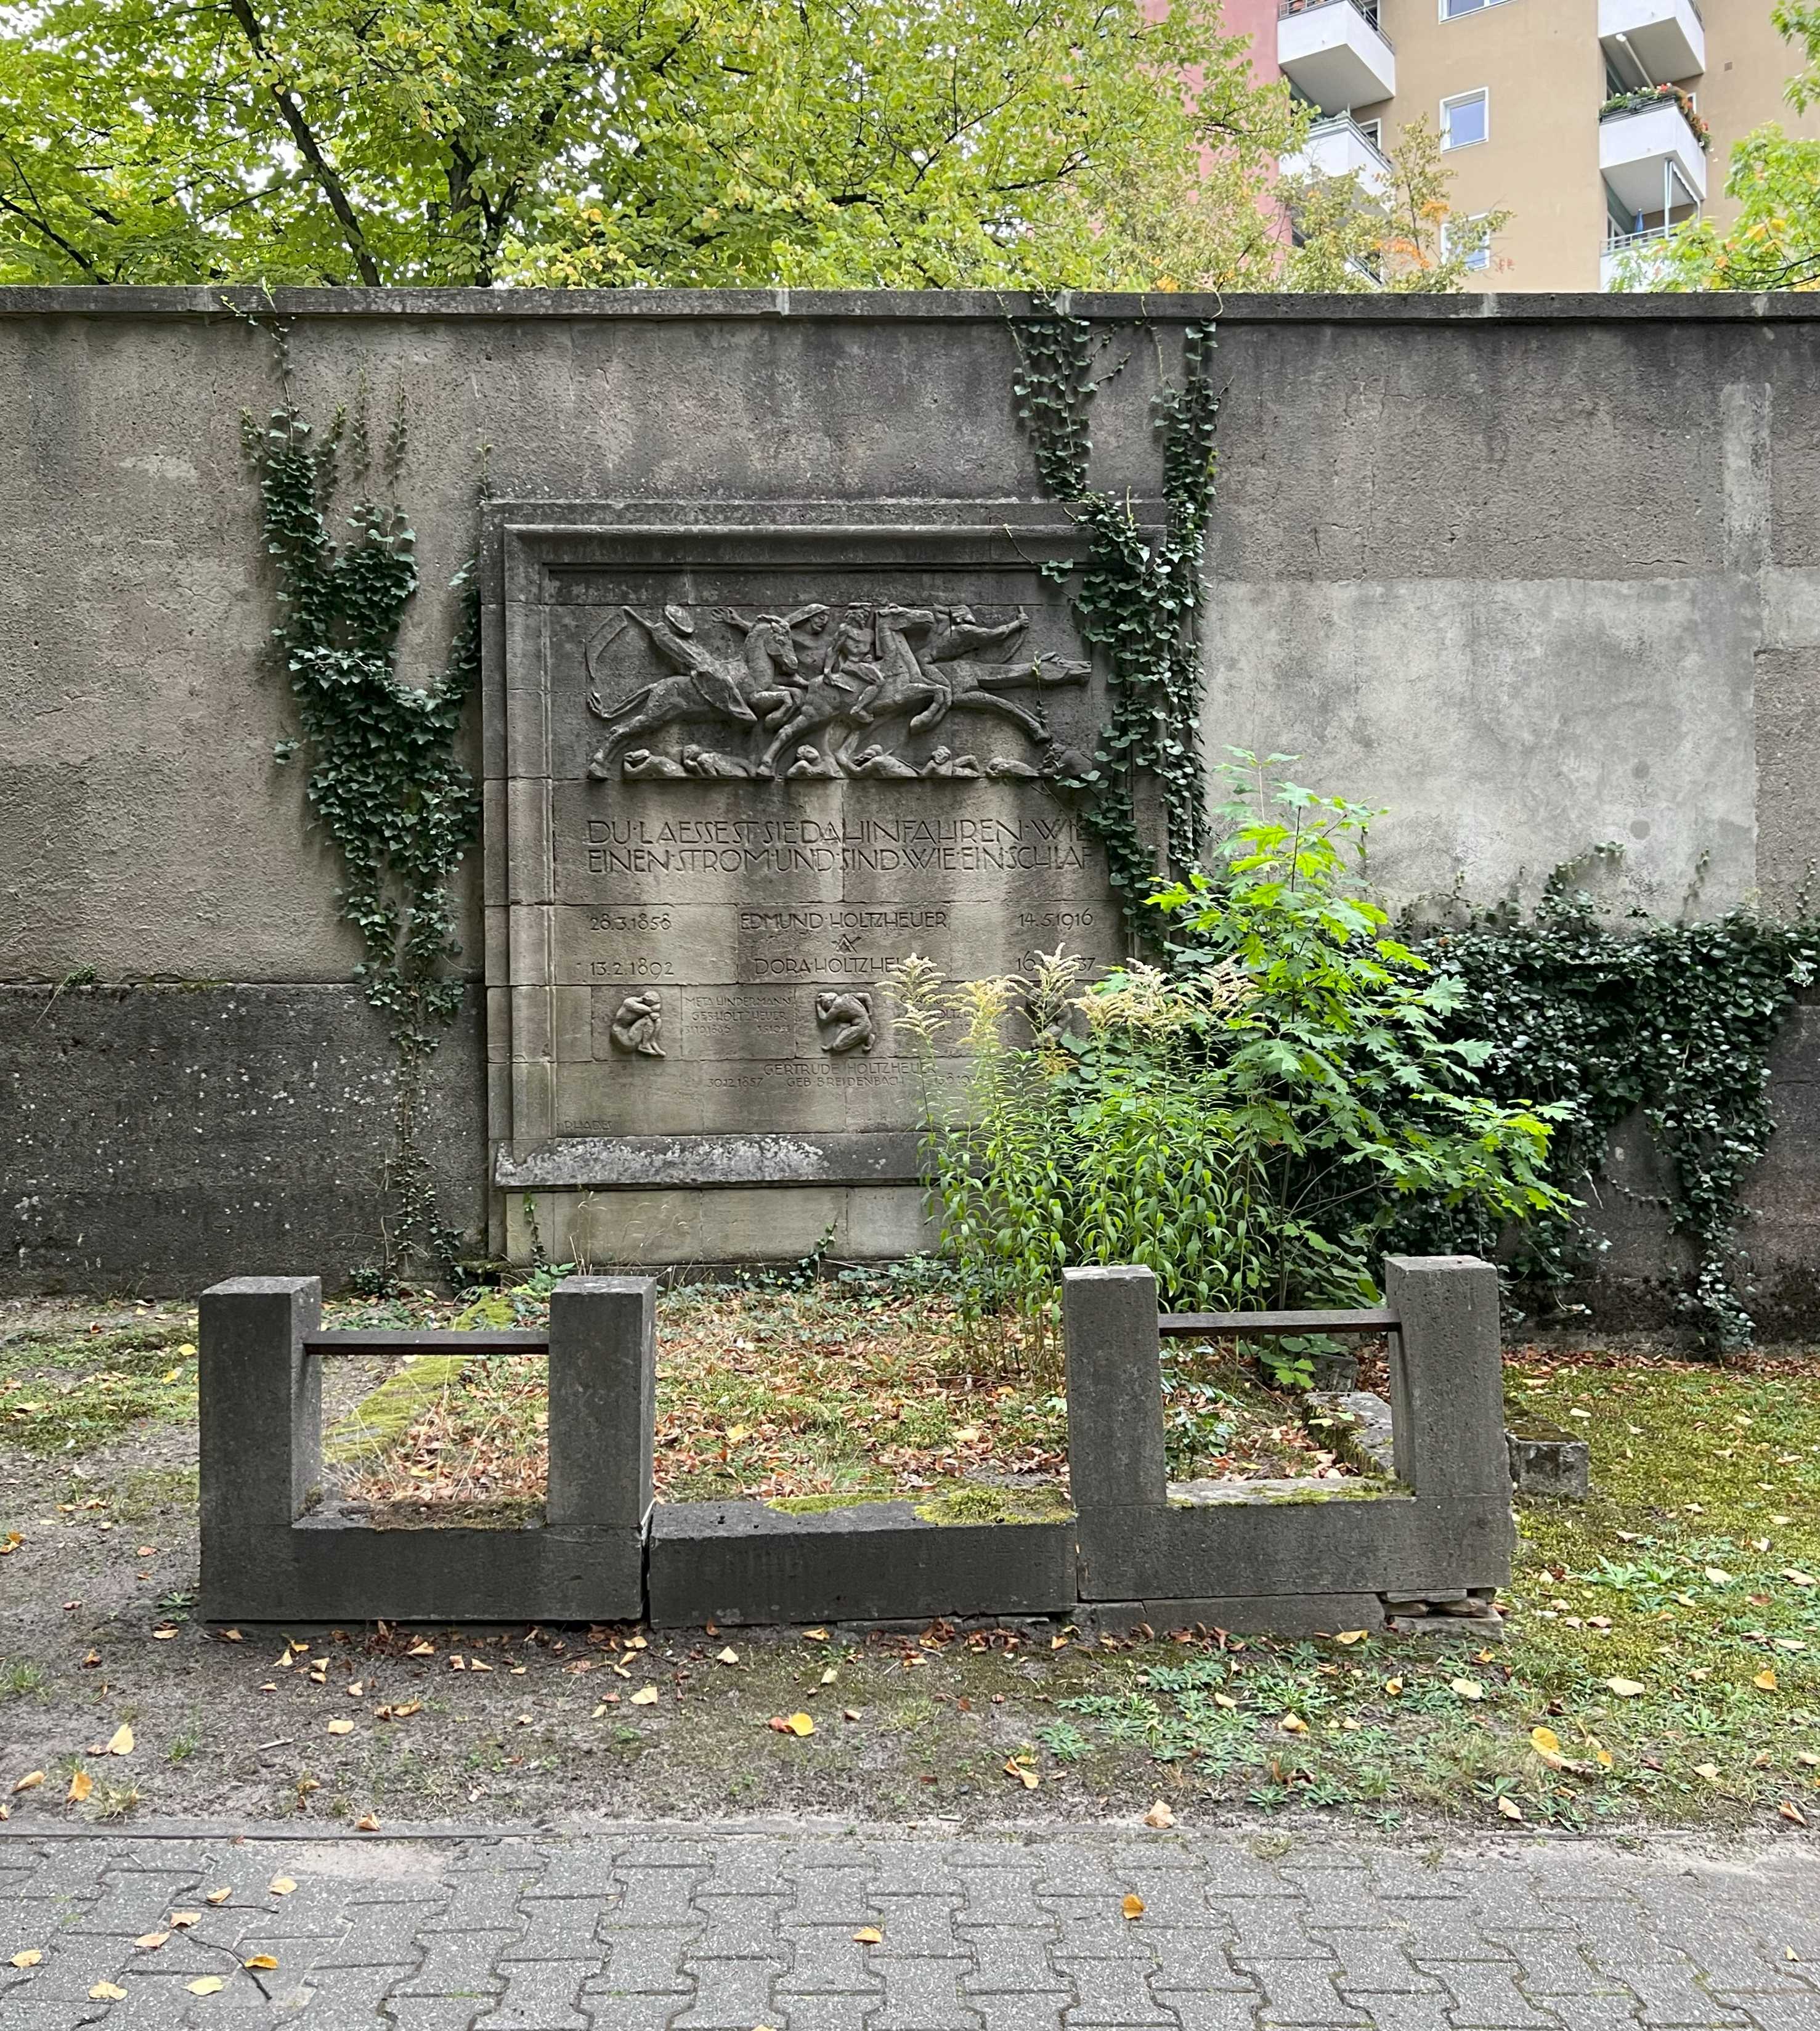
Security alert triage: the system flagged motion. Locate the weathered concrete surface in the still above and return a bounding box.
[6,292,1820,1291]
[0,983,485,1295]
[648,1497,1076,1627]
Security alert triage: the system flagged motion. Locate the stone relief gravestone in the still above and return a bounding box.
[482,505,1126,1263]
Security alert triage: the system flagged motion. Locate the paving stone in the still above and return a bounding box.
[291,1963,400,2022]
[1144,1924,1253,1992]
[519,1847,615,1902]
[961,1929,1070,1995]
[1543,2001,1646,2031]
[310,1900,437,1969]
[785,1996,888,2031]
[1714,1998,1820,2031]
[591,1926,700,1995]
[1121,1870,1225,1927]
[1343,1998,1463,2031]
[391,1927,514,1999]
[608,1870,714,1928]
[870,1897,969,1957]
[1280,1871,1383,1931]
[954,1871,1053,1931]
[1243,1956,1372,2027]
[1030,1850,1130,1899]
[420,1873,538,1937]
[1041,1895,1158,1960]
[689,1892,790,1957]
[871,1955,987,2029]
[790,1867,884,1926]
[1586,1954,1750,2027]
[471,1956,598,2030]
[973,1998,1080,2031]
[385,1999,494,2031]
[1319,1935,1444,1995]
[780,1923,886,1993]
[1219,1903,1342,1961]
[1422,1958,1565,2027]
[500,1900,607,1961]
[1157,1995,1262,2031]
[668,1957,786,2029]
[1054,1956,1178,2026]
[1392,1915,1520,1964]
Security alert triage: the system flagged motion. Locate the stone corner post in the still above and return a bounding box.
[1383,1255,1507,1502]
[1062,1265,1168,1512]
[546,1274,658,1532]
[197,1275,322,1616]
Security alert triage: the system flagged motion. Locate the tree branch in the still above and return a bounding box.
[222,0,383,284]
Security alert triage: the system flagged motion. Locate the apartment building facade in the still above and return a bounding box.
[1258,0,1819,288]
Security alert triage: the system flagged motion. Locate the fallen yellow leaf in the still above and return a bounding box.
[1497,1796,1523,1821]
[1278,1713,1308,1733]
[205,1886,233,1904]
[67,1770,92,1803]
[1213,1693,1238,1710]
[1606,1679,1645,1699]
[268,1876,295,1897]
[326,1719,354,1736]
[1121,1895,1145,1921]
[820,1667,837,1686]
[186,1976,224,1995]
[1451,1679,1484,1701]
[786,1712,815,1737]
[1142,1800,1175,1829]
[630,1686,660,1707]
[355,1814,380,1833]
[89,1981,127,2000]
[11,1772,44,1794]
[1333,1630,1368,1645]
[169,1912,201,1929]
[1694,1763,1722,1783]
[1780,1801,1809,1826]
[105,1725,134,1757]
[134,1932,168,1950]
[1757,1669,1780,1691]
[852,1927,883,1945]
[1384,1677,1404,1696]
[246,1954,278,1970]
[1704,1567,1733,1586]
[10,1950,43,1969]
[716,1648,739,1666]
[1529,1727,1567,1771]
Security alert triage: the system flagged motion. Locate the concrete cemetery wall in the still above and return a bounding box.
[5,288,1820,1304]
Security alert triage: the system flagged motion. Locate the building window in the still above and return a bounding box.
[1441,0,1514,17]
[1357,118,1383,147]
[1441,89,1489,149]
[1445,216,1493,270]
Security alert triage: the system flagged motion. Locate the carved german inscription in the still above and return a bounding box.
[483,509,1124,1203]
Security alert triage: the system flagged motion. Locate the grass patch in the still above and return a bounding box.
[0,1319,198,1453]
[1044,1345,1820,1828]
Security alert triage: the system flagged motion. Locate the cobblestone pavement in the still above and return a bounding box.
[1,1824,1816,2031]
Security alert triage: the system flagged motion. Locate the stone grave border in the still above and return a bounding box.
[198,1255,1511,1632]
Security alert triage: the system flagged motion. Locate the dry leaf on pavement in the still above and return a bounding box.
[1142,1801,1175,1829]
[1121,1895,1145,1921]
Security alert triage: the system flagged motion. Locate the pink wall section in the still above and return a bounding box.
[1222,0,1284,81]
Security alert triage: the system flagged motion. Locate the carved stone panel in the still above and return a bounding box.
[482,505,1126,1250]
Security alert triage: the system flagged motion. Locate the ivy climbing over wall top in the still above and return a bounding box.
[1009,301,1219,940]
[243,339,481,1277]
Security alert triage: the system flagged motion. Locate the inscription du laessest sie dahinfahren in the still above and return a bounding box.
[585,812,1091,879]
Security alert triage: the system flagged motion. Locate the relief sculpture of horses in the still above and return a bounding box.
[584,606,805,779]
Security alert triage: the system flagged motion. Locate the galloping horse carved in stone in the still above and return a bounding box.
[750,603,1089,779]
[585,606,805,779]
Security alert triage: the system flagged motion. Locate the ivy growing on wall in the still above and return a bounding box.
[1399,855,1819,1349]
[1010,302,1220,937]
[243,346,481,1277]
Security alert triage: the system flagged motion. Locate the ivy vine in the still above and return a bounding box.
[1399,855,1819,1349]
[243,346,481,1279]
[1010,303,1220,938]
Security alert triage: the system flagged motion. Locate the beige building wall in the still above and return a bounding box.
[1282,0,1818,288]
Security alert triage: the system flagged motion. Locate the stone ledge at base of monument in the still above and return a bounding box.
[646,1499,1075,1628]
[197,1253,1512,1632]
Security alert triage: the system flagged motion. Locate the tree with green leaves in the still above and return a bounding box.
[1280,116,1509,293]
[1631,0,1820,290]
[0,0,1303,290]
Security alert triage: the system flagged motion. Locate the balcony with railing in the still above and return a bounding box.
[1277,0,1396,116]
[1283,112,1394,196]
[1600,93,1708,218]
[1601,224,1673,289]
[1599,0,1704,87]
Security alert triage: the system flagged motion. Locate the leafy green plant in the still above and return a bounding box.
[1400,855,1820,1348]
[893,759,1561,1362]
[1142,754,1565,1308]
[243,356,480,1276]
